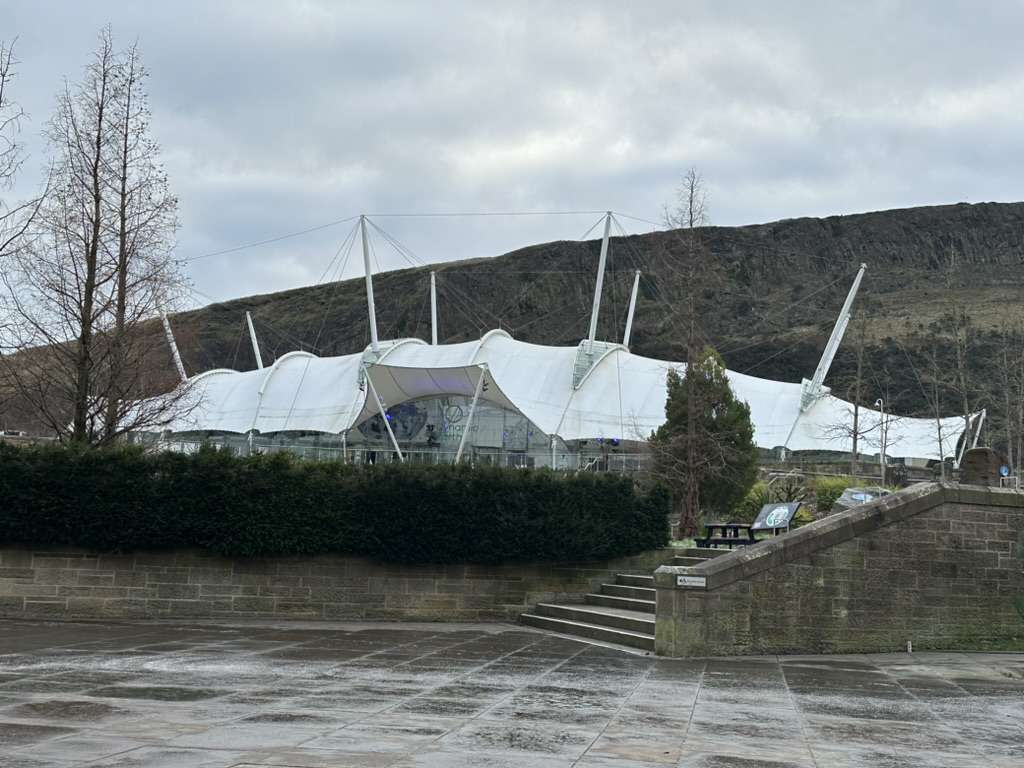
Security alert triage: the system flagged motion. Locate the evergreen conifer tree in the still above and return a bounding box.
[652,347,758,535]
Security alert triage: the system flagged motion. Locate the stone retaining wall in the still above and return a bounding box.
[0,547,674,623]
[655,484,1024,656]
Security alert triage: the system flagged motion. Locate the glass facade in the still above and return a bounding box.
[151,395,649,473]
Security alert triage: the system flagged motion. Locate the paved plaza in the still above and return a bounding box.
[0,619,1021,767]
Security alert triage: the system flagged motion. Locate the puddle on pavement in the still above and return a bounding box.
[242,712,333,723]
[395,698,488,716]
[9,699,126,721]
[458,723,591,754]
[0,721,77,746]
[86,685,228,701]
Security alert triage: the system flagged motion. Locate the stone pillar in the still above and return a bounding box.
[654,566,709,657]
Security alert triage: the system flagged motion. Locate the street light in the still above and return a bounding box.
[875,398,886,485]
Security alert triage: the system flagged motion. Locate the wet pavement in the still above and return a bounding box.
[0,619,1021,767]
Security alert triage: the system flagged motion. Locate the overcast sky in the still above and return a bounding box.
[4,1,1023,306]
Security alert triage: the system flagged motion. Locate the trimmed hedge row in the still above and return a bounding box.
[0,444,669,564]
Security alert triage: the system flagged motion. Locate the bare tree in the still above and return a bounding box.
[866,409,904,486]
[944,247,978,456]
[0,28,188,445]
[992,340,1024,477]
[0,38,43,262]
[1015,344,1024,477]
[0,39,24,415]
[98,40,182,441]
[819,311,874,476]
[820,406,881,477]
[988,327,1024,475]
[0,39,24,186]
[664,167,708,230]
[901,341,951,479]
[652,168,753,533]
[667,168,707,531]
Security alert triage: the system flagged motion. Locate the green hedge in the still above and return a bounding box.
[0,444,669,564]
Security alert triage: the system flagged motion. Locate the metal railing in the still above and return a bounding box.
[154,437,651,474]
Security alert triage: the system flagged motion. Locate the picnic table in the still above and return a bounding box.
[695,521,756,549]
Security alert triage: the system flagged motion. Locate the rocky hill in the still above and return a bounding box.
[4,201,1022,436]
[165,201,1024,418]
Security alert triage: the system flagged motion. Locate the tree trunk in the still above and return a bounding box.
[683,302,699,536]
[851,401,859,477]
[954,309,971,456]
[103,51,135,443]
[851,337,863,476]
[1017,354,1024,477]
[72,61,111,444]
[1004,345,1014,471]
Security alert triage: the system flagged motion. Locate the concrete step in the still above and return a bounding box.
[534,603,655,635]
[615,573,654,587]
[520,612,654,651]
[600,583,655,600]
[682,547,728,559]
[672,556,708,567]
[585,592,655,613]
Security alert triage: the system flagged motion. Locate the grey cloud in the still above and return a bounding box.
[4,0,1023,303]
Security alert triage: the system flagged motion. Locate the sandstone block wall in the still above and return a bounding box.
[0,547,674,623]
[655,484,1024,656]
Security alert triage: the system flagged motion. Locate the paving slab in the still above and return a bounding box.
[0,618,1021,766]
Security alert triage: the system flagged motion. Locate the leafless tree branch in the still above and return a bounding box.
[0,28,192,444]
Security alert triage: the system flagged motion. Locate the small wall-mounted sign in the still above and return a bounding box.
[676,575,707,588]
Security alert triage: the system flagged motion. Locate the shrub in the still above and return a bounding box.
[769,474,809,504]
[733,477,820,528]
[791,505,816,527]
[733,481,770,523]
[812,475,857,514]
[0,443,669,564]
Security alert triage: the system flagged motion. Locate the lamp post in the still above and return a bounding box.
[875,398,886,485]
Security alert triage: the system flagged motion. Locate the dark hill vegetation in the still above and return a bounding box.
[167,201,1024,421]
[4,202,1023,435]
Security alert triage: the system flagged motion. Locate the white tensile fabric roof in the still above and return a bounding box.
[162,330,968,460]
[353,362,520,425]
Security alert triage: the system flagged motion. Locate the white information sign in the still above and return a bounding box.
[676,575,707,588]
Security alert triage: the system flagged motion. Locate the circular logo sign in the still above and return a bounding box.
[764,506,790,528]
[1000,465,1010,477]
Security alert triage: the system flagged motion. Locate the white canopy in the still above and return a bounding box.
[355,362,519,425]
[160,330,969,461]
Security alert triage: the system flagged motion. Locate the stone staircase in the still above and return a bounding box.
[520,547,725,651]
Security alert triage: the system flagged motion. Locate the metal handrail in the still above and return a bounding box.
[154,437,651,474]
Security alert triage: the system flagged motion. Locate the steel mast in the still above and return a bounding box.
[781,263,868,459]
[360,215,380,352]
[430,271,438,345]
[800,263,868,411]
[161,313,188,383]
[586,212,613,353]
[622,270,641,347]
[245,312,264,370]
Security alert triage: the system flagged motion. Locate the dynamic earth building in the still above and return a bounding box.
[154,214,976,470]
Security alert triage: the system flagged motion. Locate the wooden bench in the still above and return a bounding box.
[695,522,756,549]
